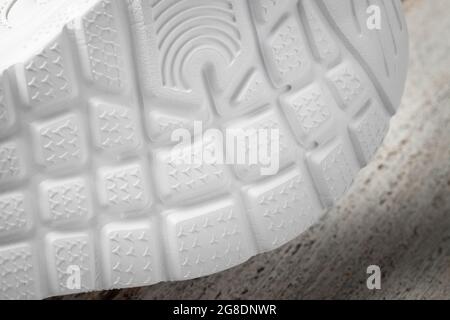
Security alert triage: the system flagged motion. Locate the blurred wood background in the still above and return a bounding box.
[60,0,450,300]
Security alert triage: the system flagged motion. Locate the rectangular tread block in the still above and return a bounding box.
[264,15,313,87]
[146,111,194,142]
[39,176,93,225]
[101,221,162,289]
[45,232,96,295]
[302,0,340,65]
[75,0,127,92]
[154,138,231,204]
[97,161,152,215]
[349,101,390,164]
[0,191,32,238]
[0,140,26,186]
[0,74,16,135]
[307,140,360,206]
[243,168,322,251]
[164,199,255,280]
[0,243,40,300]
[31,113,88,171]
[252,0,290,24]
[230,69,272,111]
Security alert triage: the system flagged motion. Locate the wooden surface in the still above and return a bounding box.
[62,0,450,300]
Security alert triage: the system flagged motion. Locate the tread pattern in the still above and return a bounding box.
[244,168,321,251]
[281,82,336,147]
[98,162,151,215]
[102,222,160,288]
[0,243,39,300]
[78,0,126,91]
[0,0,407,298]
[154,0,242,92]
[227,109,296,181]
[31,114,88,171]
[0,75,15,133]
[40,177,93,223]
[0,192,30,237]
[0,140,26,184]
[154,138,230,204]
[46,232,95,295]
[24,42,72,107]
[165,199,255,280]
[91,102,140,153]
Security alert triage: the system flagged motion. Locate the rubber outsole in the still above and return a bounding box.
[0,0,408,299]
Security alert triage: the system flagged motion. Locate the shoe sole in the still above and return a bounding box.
[0,0,408,299]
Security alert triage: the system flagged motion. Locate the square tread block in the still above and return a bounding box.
[244,168,322,251]
[97,161,151,215]
[45,232,96,295]
[31,114,88,172]
[101,221,162,289]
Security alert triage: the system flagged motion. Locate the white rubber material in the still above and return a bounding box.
[0,0,408,299]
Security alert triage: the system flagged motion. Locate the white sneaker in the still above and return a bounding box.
[0,0,408,299]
